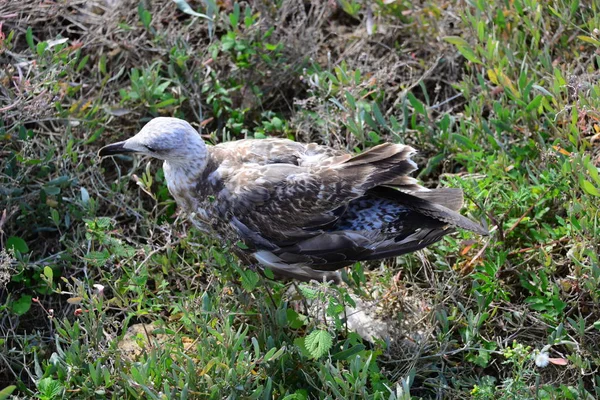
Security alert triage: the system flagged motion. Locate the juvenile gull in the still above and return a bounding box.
[99,117,488,282]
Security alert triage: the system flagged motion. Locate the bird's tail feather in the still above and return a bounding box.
[407,188,464,211]
[368,187,488,235]
[338,143,424,191]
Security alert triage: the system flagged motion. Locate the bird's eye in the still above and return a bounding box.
[144,145,156,152]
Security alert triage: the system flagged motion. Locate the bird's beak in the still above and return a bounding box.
[98,141,138,157]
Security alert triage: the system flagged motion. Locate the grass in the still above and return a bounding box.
[1,0,599,398]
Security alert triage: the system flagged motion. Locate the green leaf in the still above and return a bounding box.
[263,268,274,279]
[111,243,136,258]
[304,329,333,359]
[95,217,113,230]
[11,295,32,316]
[43,266,53,283]
[577,35,600,46]
[47,175,70,186]
[286,309,306,329]
[584,157,600,185]
[368,131,380,144]
[76,54,90,73]
[452,133,480,150]
[263,377,273,400]
[26,26,34,49]
[363,112,378,131]
[298,285,318,300]
[6,236,29,253]
[466,348,492,367]
[37,377,64,399]
[231,3,240,27]
[579,177,600,196]
[282,390,308,400]
[526,95,542,112]
[271,117,283,130]
[80,187,90,204]
[443,36,470,47]
[345,91,356,109]
[0,385,16,400]
[154,98,177,108]
[138,3,152,29]
[85,250,110,266]
[443,36,481,64]
[331,344,365,360]
[329,97,347,112]
[43,185,61,195]
[263,346,286,363]
[155,81,171,95]
[293,337,312,358]
[98,54,107,75]
[240,269,259,292]
[407,93,426,115]
[532,84,553,97]
[50,208,60,226]
[372,102,387,129]
[36,41,48,56]
[456,45,481,64]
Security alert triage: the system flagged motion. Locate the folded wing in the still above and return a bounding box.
[211,141,487,281]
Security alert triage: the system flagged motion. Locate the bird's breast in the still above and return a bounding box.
[166,179,197,212]
[164,162,201,212]
[163,161,236,240]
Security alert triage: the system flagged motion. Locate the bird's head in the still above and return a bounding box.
[98,117,206,166]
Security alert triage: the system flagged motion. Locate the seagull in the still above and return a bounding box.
[99,117,487,282]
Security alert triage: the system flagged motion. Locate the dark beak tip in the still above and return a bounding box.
[97,141,134,157]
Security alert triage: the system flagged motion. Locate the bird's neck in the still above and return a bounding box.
[163,139,208,181]
[164,156,207,178]
[163,153,208,213]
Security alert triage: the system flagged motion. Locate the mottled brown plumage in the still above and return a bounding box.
[99,117,488,282]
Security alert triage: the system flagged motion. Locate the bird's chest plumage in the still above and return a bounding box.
[163,162,232,238]
[165,171,197,212]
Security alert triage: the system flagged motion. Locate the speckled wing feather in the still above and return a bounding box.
[250,187,478,280]
[201,139,486,282]
[211,138,351,167]
[408,188,464,211]
[212,142,420,240]
[265,189,465,265]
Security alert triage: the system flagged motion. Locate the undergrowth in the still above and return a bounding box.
[1,0,599,398]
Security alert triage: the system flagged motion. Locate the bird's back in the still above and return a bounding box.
[210,138,351,168]
[197,139,487,282]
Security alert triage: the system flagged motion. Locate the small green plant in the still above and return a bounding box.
[338,0,362,19]
[298,61,404,148]
[35,378,64,400]
[253,111,290,138]
[120,63,183,114]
